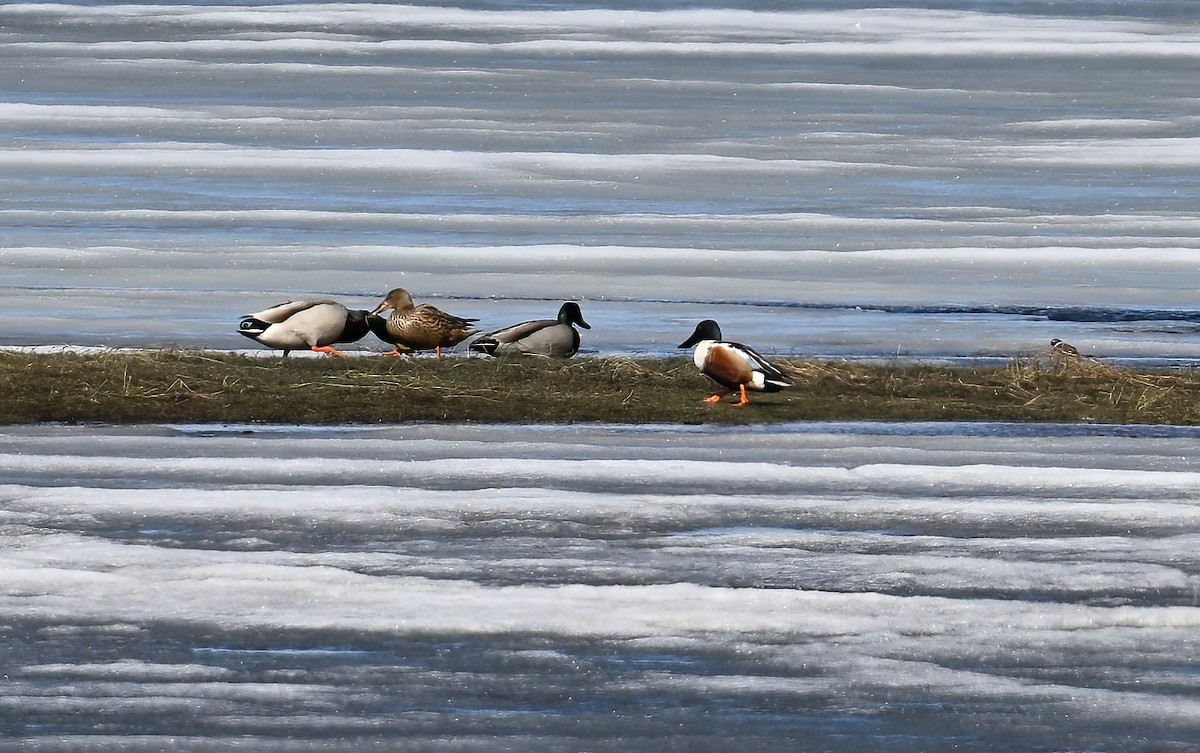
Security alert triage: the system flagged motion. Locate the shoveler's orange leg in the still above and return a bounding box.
[383,349,405,358]
[732,384,750,407]
[311,345,348,359]
[435,346,444,360]
[703,388,730,403]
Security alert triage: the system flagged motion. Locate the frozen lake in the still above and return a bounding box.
[3,1,1200,360]
[3,421,1200,751]
[4,2,1200,750]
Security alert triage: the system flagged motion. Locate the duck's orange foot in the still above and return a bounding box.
[383,350,405,358]
[703,394,726,403]
[311,346,348,359]
[732,385,751,407]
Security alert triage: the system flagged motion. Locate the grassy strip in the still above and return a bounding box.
[3,349,1200,425]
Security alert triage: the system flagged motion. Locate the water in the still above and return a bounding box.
[3,1,1200,359]
[3,422,1200,752]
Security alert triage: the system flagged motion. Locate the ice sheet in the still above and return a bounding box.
[3,4,1200,359]
[2,422,1200,750]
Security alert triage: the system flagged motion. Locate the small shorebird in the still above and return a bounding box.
[470,301,591,358]
[678,319,792,407]
[1050,338,1080,356]
[237,299,369,358]
[368,288,478,359]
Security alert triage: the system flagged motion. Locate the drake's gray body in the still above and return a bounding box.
[238,299,369,357]
[470,302,590,358]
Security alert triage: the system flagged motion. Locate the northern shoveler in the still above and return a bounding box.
[678,319,792,406]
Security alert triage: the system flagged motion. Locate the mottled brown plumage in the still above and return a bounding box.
[369,288,478,358]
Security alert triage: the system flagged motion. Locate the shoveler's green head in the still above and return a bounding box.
[678,319,722,348]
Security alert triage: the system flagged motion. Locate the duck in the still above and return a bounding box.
[237,299,369,358]
[1050,338,1080,356]
[368,288,479,359]
[469,301,591,358]
[678,319,792,407]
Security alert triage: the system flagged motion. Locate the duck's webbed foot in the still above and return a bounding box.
[311,346,348,359]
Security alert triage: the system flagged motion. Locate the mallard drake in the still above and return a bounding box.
[369,288,479,359]
[237,299,369,358]
[469,301,590,358]
[678,319,792,406]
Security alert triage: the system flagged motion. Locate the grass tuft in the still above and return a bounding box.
[3,348,1200,425]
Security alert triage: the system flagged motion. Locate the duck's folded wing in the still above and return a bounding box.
[478,319,552,344]
[418,305,479,328]
[470,319,555,355]
[732,342,792,384]
[251,299,338,323]
[510,323,578,356]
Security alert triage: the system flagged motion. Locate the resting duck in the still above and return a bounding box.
[469,301,591,358]
[369,288,479,359]
[1050,338,1080,356]
[238,299,369,358]
[678,319,792,406]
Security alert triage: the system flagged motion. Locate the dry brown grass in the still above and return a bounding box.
[3,347,1200,425]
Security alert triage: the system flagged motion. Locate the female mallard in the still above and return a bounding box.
[368,288,479,358]
[678,319,792,406]
[469,301,590,358]
[237,299,369,358]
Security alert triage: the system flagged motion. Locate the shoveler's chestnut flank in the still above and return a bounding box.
[238,299,369,358]
[678,319,792,406]
[470,301,591,358]
[369,288,479,359]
